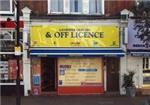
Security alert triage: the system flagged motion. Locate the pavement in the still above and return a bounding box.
[1,95,150,105]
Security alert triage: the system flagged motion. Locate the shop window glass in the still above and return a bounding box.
[0,30,23,83]
[0,30,23,52]
[0,0,12,14]
[143,57,150,86]
[143,58,149,70]
[0,55,23,83]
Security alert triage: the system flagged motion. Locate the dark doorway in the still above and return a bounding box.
[106,57,119,92]
[41,58,56,92]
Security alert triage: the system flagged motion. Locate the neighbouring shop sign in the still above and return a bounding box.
[30,25,119,48]
[127,19,150,50]
[58,58,103,86]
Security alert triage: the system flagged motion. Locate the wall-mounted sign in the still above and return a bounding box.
[127,19,150,50]
[15,46,21,56]
[58,58,103,86]
[30,25,119,48]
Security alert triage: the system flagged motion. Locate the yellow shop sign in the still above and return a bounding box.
[30,25,119,48]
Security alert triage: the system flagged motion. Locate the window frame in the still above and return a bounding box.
[70,0,83,14]
[48,0,64,14]
[0,0,13,14]
[143,57,150,85]
[143,57,150,70]
[48,0,105,15]
[89,0,105,15]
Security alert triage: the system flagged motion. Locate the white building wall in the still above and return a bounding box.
[22,7,31,96]
[120,55,143,95]
[127,56,143,88]
[120,55,127,95]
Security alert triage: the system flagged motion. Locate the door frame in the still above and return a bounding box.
[54,58,58,91]
[106,57,120,92]
[41,57,58,93]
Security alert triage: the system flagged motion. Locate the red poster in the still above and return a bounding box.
[31,58,42,95]
[8,59,23,80]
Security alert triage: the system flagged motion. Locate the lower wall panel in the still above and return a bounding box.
[58,86,104,95]
[1,85,24,96]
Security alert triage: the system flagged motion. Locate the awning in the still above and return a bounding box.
[128,50,150,57]
[30,48,125,57]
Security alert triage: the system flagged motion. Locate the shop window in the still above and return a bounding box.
[0,0,13,14]
[143,57,150,85]
[0,55,23,83]
[0,30,23,52]
[143,58,149,70]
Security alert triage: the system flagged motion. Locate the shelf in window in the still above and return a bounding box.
[0,39,15,41]
[0,82,24,85]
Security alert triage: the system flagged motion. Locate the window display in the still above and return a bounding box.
[143,58,150,86]
[0,55,23,83]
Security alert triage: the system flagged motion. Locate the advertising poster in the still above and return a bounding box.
[30,25,119,48]
[58,58,103,86]
[128,19,150,50]
[8,60,23,80]
[31,58,41,95]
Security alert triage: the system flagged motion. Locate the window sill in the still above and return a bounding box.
[48,12,64,14]
[47,12,104,16]
[0,11,13,15]
[90,13,103,15]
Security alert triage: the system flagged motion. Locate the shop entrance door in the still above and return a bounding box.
[106,58,119,92]
[41,58,56,92]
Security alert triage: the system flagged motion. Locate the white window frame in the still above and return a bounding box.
[102,0,105,15]
[89,0,105,15]
[143,57,150,70]
[64,0,70,14]
[83,0,89,14]
[0,0,13,14]
[48,0,105,15]
[48,0,64,14]
[70,0,83,14]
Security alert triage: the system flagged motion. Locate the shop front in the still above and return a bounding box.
[0,20,24,96]
[127,19,150,95]
[29,24,125,95]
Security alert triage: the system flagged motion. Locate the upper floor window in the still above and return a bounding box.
[70,0,82,13]
[137,0,150,8]
[89,0,103,14]
[50,0,64,13]
[0,0,13,14]
[48,0,104,15]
